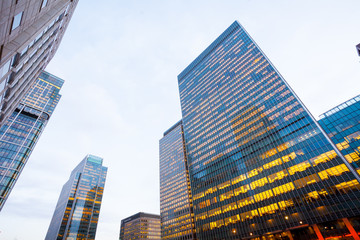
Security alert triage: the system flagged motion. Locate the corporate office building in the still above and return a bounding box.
[120,212,161,240]
[160,120,196,240]
[0,0,78,127]
[45,155,107,240]
[319,95,360,180]
[0,71,63,211]
[168,21,360,240]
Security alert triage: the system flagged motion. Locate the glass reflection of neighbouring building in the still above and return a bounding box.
[177,21,360,240]
[0,71,63,211]
[45,154,107,240]
[120,212,161,240]
[160,121,196,240]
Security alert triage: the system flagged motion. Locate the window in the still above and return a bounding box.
[0,59,11,78]
[40,0,48,9]
[11,12,23,31]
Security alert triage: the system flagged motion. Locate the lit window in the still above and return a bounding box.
[11,12,23,31]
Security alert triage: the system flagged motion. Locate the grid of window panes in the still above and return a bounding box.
[0,111,43,209]
[177,21,360,239]
[120,213,161,240]
[22,71,63,115]
[45,155,107,240]
[319,95,360,175]
[0,71,63,211]
[160,121,196,240]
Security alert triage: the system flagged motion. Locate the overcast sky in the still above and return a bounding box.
[0,1,360,240]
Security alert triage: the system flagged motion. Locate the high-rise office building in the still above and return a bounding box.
[0,71,63,211]
[0,0,79,127]
[160,120,196,240]
[120,212,161,240]
[177,21,360,239]
[319,95,360,175]
[45,154,107,240]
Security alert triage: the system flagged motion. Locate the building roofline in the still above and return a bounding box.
[319,94,360,119]
[163,120,182,136]
[177,21,241,82]
[121,212,160,224]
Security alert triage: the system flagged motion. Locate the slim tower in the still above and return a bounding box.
[178,21,360,239]
[159,121,196,240]
[45,154,107,240]
[0,0,79,127]
[0,71,63,211]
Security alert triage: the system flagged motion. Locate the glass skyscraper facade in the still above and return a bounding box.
[0,71,63,211]
[177,21,360,239]
[319,95,360,176]
[120,212,161,240]
[160,120,196,240]
[45,154,107,240]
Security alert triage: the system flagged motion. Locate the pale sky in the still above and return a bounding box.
[0,1,359,240]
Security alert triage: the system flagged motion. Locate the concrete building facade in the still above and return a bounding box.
[0,0,79,126]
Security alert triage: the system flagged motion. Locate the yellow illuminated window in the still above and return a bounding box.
[334,179,360,192]
[232,174,247,185]
[272,182,295,196]
[219,190,234,201]
[344,152,360,163]
[254,189,273,202]
[217,180,231,190]
[258,203,279,216]
[237,196,254,208]
[263,158,283,170]
[240,209,259,221]
[222,202,237,213]
[310,150,337,166]
[268,170,287,183]
[208,207,222,217]
[318,164,349,180]
[234,184,250,196]
[250,177,268,189]
[224,214,240,226]
[278,199,294,210]
[287,161,311,175]
[209,219,224,230]
[282,152,297,163]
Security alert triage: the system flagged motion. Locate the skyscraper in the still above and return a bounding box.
[0,71,63,211]
[0,0,79,127]
[160,120,196,240]
[319,95,360,175]
[177,21,360,239]
[45,154,107,240]
[120,212,161,240]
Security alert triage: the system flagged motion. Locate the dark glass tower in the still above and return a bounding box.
[178,21,360,239]
[120,212,161,240]
[319,95,360,178]
[160,121,196,240]
[45,154,107,240]
[0,71,63,211]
